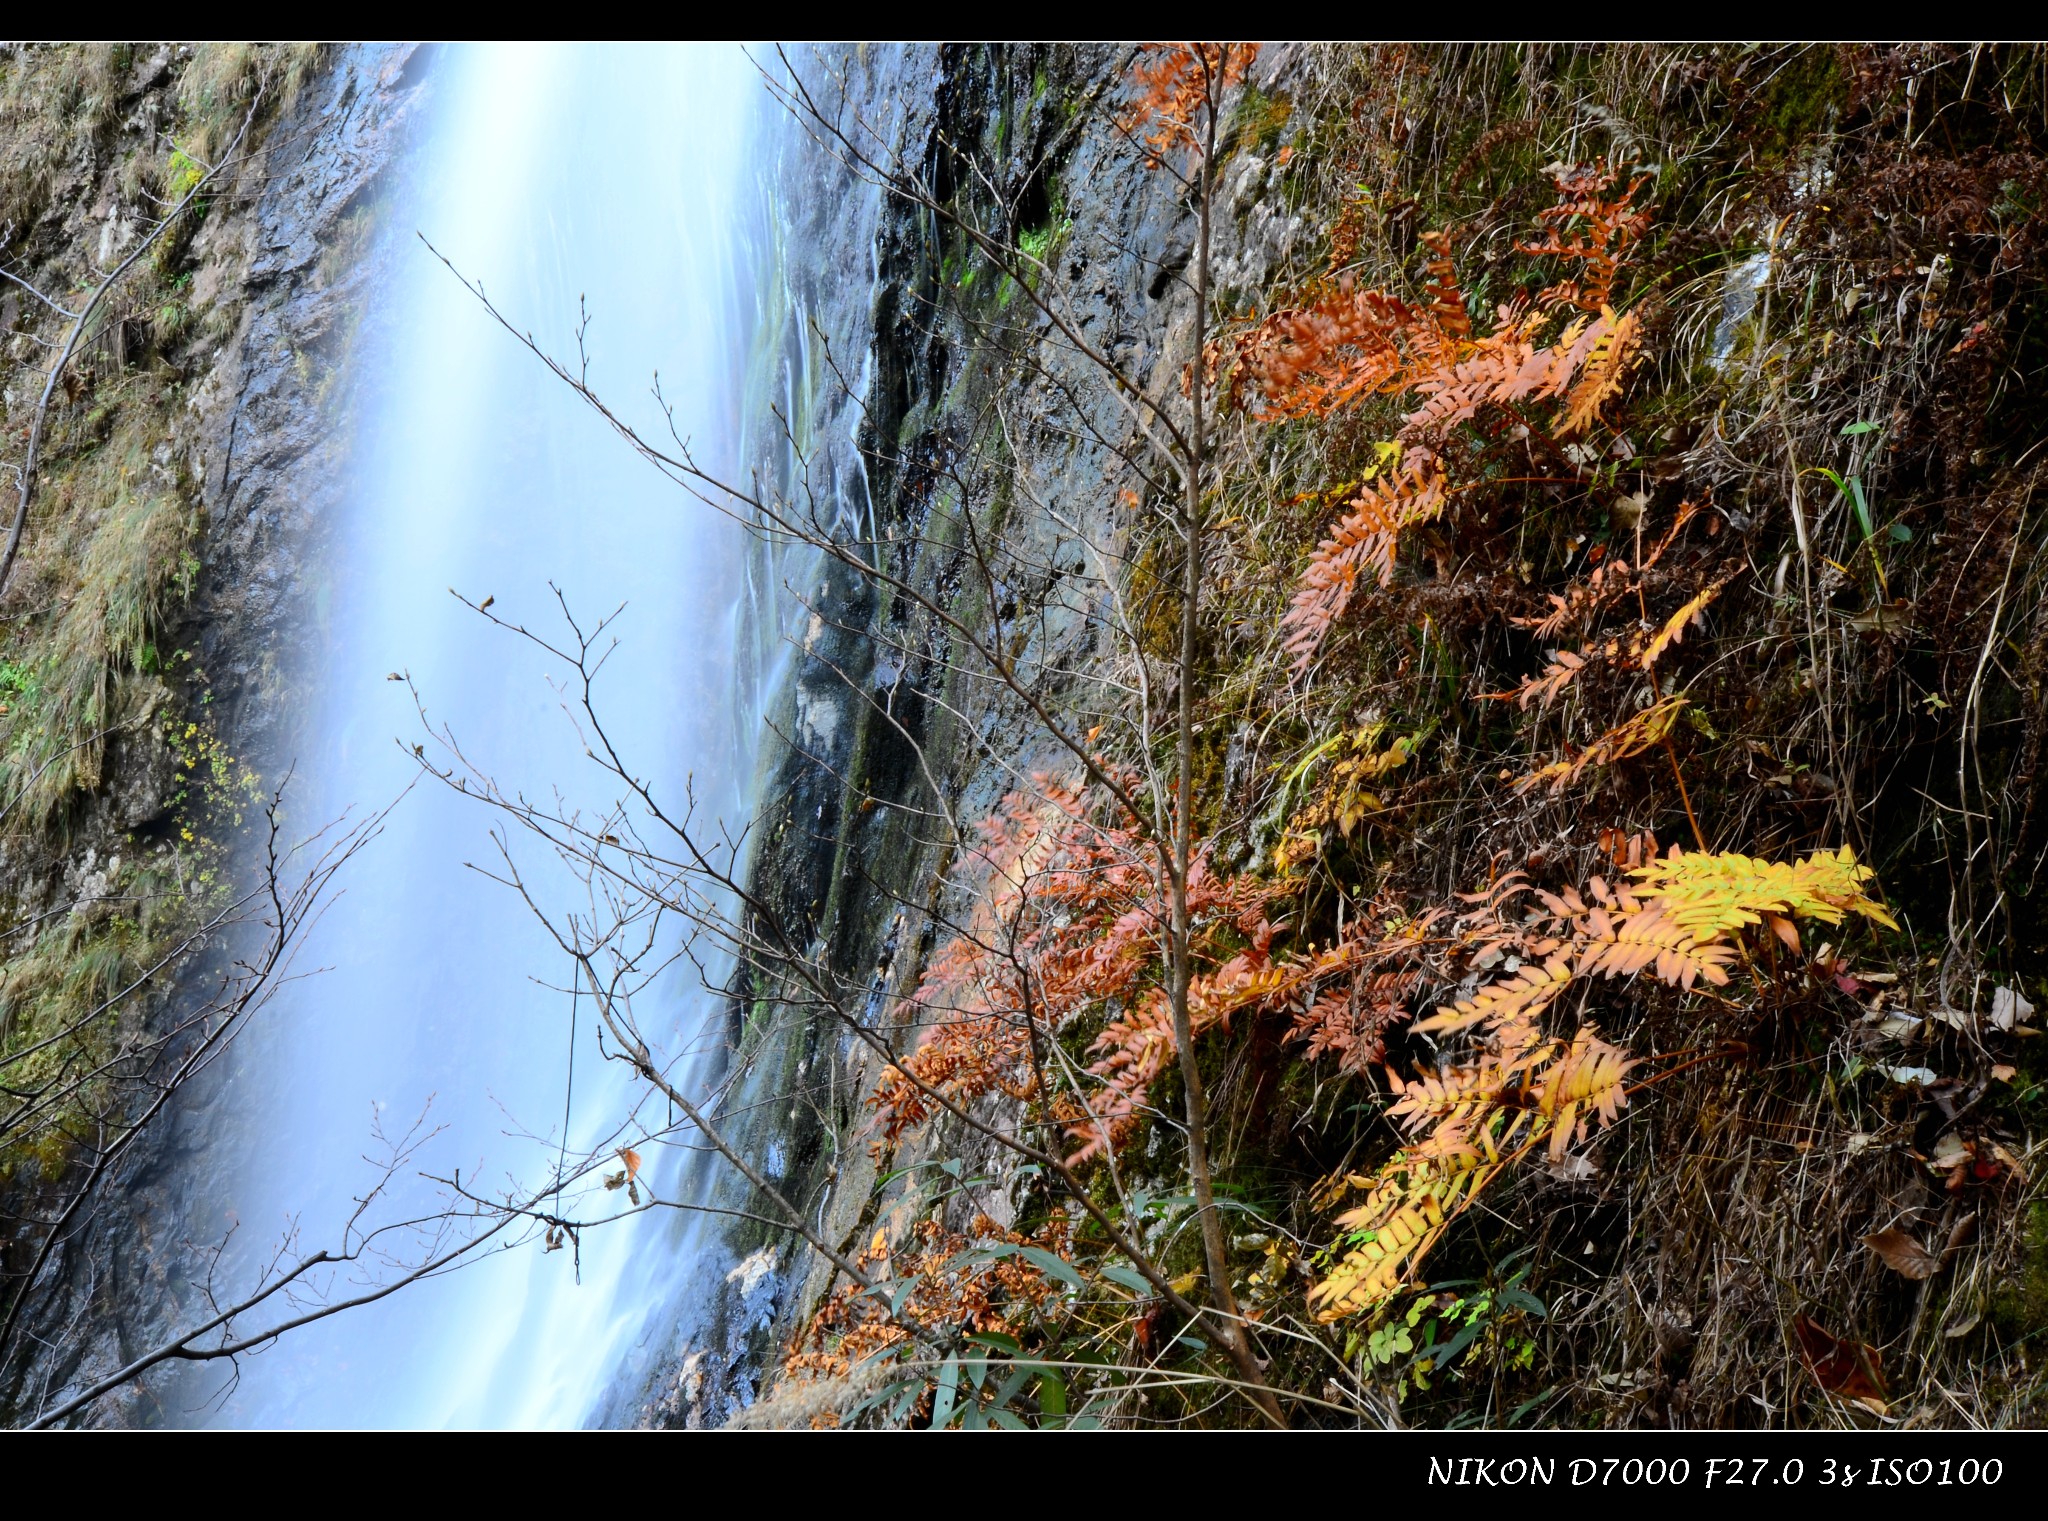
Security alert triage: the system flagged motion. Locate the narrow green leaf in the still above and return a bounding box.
[1097,1264,1154,1295]
[931,1354,961,1428]
[992,1367,1035,1408]
[1038,1370,1069,1417]
[1849,476,1875,541]
[1009,1244,1088,1290]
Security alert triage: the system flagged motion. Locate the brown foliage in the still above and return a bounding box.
[1310,845,1895,1320]
[1120,44,1259,166]
[871,775,1290,1162]
[787,1213,1073,1392]
[1235,165,1657,673]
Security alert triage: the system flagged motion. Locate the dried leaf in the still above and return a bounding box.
[1639,573,1730,671]
[1990,985,2035,1031]
[1793,1313,1888,1413]
[1845,600,1911,636]
[1860,1226,1938,1280]
[619,1146,643,1182]
[1944,1210,1979,1256]
[1930,1133,1973,1171]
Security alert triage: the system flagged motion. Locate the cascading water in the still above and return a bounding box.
[181,42,778,1428]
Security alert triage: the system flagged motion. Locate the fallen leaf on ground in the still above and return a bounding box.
[1930,1132,1972,1170]
[1989,1143,2029,1182]
[1990,985,2035,1031]
[1793,1313,1888,1413]
[1860,1226,1938,1279]
[1881,1064,1939,1086]
[1944,1210,1979,1256]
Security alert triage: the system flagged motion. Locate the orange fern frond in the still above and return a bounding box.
[1508,648,1592,709]
[1419,228,1473,340]
[1557,307,1644,435]
[1288,971,1417,1073]
[1119,44,1259,165]
[1413,956,1574,1036]
[1235,283,1423,418]
[1516,695,1688,796]
[1510,503,1699,644]
[1279,465,1447,672]
[1574,901,1736,989]
[1521,162,1655,313]
[1514,568,1628,641]
[1639,571,1732,671]
[1401,334,1536,435]
[1640,500,1702,569]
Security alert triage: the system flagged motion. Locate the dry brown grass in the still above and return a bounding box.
[1165,42,2048,1427]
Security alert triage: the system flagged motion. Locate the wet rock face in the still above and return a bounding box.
[654,45,1317,1427]
[6,42,1293,1428]
[0,45,431,1427]
[621,43,1184,1426]
[188,45,430,770]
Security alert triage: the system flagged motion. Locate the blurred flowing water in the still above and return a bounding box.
[191,42,777,1428]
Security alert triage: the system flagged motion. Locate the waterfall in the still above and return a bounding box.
[190,42,773,1428]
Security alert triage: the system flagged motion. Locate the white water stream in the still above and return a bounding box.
[196,42,770,1428]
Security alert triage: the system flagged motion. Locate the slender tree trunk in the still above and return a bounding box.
[1166,62,1272,1421]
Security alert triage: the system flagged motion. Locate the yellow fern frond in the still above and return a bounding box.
[1413,956,1574,1036]
[1639,573,1731,671]
[1311,1139,1506,1320]
[1530,1025,1637,1160]
[1628,844,1900,936]
[1515,695,1687,796]
[1310,1197,1451,1320]
[1558,307,1643,435]
[1574,902,1735,989]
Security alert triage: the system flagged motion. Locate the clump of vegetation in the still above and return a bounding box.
[776,43,2048,1429]
[0,44,308,1185]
